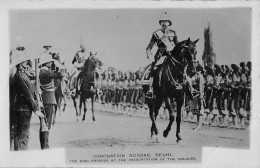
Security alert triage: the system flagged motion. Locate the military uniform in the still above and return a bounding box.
[146,29,178,60]
[145,13,178,98]
[39,67,63,149]
[71,48,89,92]
[13,70,39,150]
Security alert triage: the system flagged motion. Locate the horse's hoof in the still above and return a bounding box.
[155,136,160,143]
[176,133,182,141]
[176,138,182,144]
[163,130,169,138]
[193,126,202,130]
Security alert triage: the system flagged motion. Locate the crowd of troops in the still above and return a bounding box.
[9,45,251,151]
[95,61,251,130]
[97,68,146,113]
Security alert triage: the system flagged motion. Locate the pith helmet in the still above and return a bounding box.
[80,44,86,50]
[39,54,55,66]
[159,12,172,26]
[214,64,222,74]
[10,49,31,67]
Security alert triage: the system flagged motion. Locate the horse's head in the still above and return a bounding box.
[173,37,199,76]
[84,52,103,72]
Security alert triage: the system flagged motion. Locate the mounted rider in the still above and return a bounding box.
[146,11,178,99]
[71,44,89,95]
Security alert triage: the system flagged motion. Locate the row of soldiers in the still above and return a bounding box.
[97,68,146,111]
[184,61,251,130]
[93,61,251,130]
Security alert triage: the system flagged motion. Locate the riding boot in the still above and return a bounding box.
[146,77,154,99]
[39,131,49,150]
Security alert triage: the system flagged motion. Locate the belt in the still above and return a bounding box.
[42,89,55,92]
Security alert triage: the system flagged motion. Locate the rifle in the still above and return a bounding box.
[35,58,49,132]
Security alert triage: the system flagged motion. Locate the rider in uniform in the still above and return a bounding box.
[71,44,89,95]
[39,55,63,149]
[146,12,178,98]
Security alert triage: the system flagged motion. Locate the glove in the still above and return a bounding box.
[34,110,44,118]
[146,51,152,59]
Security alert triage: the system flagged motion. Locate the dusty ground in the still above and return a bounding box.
[28,99,249,151]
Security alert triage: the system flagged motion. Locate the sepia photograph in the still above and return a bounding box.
[1,0,260,167]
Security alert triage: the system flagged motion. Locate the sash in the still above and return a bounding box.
[154,29,175,52]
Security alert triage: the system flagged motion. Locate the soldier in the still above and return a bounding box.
[208,64,221,127]
[11,48,44,150]
[146,12,178,98]
[186,63,205,130]
[71,44,89,95]
[203,66,214,125]
[215,65,229,128]
[229,64,241,129]
[245,61,251,121]
[38,55,63,149]
[238,62,248,129]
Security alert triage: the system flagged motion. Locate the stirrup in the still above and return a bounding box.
[146,91,155,99]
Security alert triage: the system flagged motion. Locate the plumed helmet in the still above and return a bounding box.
[225,65,230,74]
[231,64,240,75]
[221,65,225,72]
[246,61,251,71]
[159,12,172,26]
[205,66,214,76]
[214,64,222,75]
[240,62,247,74]
[196,62,204,73]
[239,62,246,70]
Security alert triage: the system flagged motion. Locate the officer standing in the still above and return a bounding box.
[146,11,178,98]
[38,55,63,149]
[11,48,44,150]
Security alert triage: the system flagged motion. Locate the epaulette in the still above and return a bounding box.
[169,29,176,35]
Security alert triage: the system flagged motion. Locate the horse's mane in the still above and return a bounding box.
[172,40,186,55]
[83,54,103,72]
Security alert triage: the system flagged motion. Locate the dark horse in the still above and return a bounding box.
[71,53,103,122]
[53,65,68,125]
[142,38,199,143]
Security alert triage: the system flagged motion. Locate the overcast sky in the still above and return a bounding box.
[9,8,251,71]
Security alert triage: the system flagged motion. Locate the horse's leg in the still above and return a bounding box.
[52,105,57,126]
[79,94,83,117]
[72,95,79,121]
[58,96,62,116]
[154,97,163,135]
[62,95,67,112]
[163,97,176,138]
[176,97,184,143]
[82,96,87,122]
[91,95,96,122]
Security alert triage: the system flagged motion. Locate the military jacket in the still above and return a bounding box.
[13,71,39,112]
[146,28,178,61]
[39,68,63,105]
[188,72,204,99]
[72,50,89,68]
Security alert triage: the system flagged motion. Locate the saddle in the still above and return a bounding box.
[82,71,95,84]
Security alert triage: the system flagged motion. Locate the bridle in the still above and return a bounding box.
[165,43,197,89]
